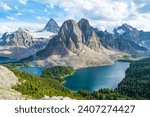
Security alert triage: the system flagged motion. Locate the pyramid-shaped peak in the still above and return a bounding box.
[43,18,60,33]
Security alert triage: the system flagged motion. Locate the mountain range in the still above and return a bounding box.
[0,18,150,68]
[95,23,148,54]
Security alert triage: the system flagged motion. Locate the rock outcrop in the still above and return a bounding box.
[0,66,24,100]
[78,18,102,51]
[41,96,72,100]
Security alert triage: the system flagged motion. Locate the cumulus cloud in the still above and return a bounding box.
[36,16,49,21]
[28,9,35,13]
[14,6,19,10]
[1,0,150,32]
[0,2,12,11]
[16,12,23,16]
[6,16,16,21]
[37,0,132,20]
[18,0,28,5]
[0,22,44,36]
[36,0,150,31]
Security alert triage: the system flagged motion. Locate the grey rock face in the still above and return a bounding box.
[114,23,141,44]
[43,18,60,33]
[37,19,103,58]
[0,65,24,100]
[139,31,150,41]
[36,20,83,58]
[95,24,148,55]
[0,28,33,48]
[58,20,83,52]
[78,18,101,51]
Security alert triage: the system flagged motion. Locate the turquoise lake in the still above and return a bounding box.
[64,62,130,92]
[18,66,43,76]
[18,61,130,92]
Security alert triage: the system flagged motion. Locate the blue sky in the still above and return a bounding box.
[0,0,150,34]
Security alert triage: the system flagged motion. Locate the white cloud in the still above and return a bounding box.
[36,16,49,21]
[0,22,44,36]
[1,0,150,33]
[14,6,19,10]
[0,3,12,11]
[16,12,23,16]
[18,0,28,5]
[37,0,150,31]
[28,9,35,13]
[6,16,16,21]
[38,0,132,20]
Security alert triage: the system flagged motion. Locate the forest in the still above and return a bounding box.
[117,58,150,99]
[41,66,75,83]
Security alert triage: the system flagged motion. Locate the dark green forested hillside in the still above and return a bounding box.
[11,68,84,99]
[117,58,150,99]
[41,66,74,82]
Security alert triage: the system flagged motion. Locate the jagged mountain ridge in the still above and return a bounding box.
[0,19,58,59]
[35,19,111,58]
[24,19,122,68]
[0,18,149,64]
[0,28,33,48]
[37,19,104,58]
[114,23,141,44]
[94,23,148,54]
[22,18,150,68]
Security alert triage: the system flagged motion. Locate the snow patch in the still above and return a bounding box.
[117,29,125,34]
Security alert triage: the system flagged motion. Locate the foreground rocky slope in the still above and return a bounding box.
[0,65,74,100]
[0,66,23,99]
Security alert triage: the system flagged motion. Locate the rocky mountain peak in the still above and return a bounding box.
[114,23,140,44]
[0,28,33,47]
[117,23,135,32]
[78,18,93,42]
[78,18,102,51]
[43,18,60,33]
[58,19,83,51]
